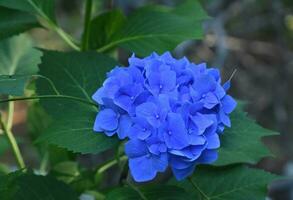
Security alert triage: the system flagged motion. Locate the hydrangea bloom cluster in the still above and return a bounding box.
[92,52,236,182]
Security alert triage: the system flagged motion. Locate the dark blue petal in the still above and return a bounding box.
[196,149,218,164]
[172,163,196,181]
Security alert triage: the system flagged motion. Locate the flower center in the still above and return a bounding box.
[159,84,163,89]
[168,130,172,135]
[155,114,160,119]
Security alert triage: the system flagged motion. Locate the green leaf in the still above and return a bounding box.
[0,34,42,96]
[0,6,39,40]
[88,9,126,50]
[0,135,10,156]
[0,171,79,200]
[106,185,192,200]
[172,165,278,200]
[36,51,119,154]
[0,0,56,23]
[93,0,209,56]
[215,106,278,166]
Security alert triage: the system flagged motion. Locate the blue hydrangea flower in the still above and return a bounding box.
[92,52,237,182]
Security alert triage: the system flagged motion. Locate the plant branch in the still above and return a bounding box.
[126,173,148,200]
[97,155,127,175]
[27,0,80,50]
[0,95,98,108]
[188,177,209,200]
[0,113,25,169]
[7,96,14,130]
[82,0,93,51]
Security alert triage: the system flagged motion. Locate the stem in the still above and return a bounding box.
[0,95,98,108]
[188,177,209,200]
[39,151,49,175]
[0,114,25,169]
[82,0,93,51]
[27,0,80,50]
[126,174,148,200]
[31,75,60,95]
[7,96,14,130]
[97,155,127,175]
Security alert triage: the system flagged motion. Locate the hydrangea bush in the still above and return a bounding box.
[93,52,237,181]
[0,0,279,199]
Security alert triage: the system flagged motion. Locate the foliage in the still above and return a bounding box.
[0,0,281,199]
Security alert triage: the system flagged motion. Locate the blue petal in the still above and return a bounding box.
[114,84,143,112]
[149,143,167,155]
[128,66,144,84]
[206,133,220,149]
[129,153,167,182]
[128,54,145,69]
[163,113,189,149]
[92,87,105,104]
[136,102,156,118]
[215,84,226,99]
[188,134,206,146]
[170,145,205,161]
[219,110,231,127]
[221,95,237,114]
[128,118,153,140]
[93,109,118,132]
[169,155,192,169]
[190,113,214,134]
[172,163,196,181]
[135,102,162,127]
[202,92,219,109]
[125,139,148,158]
[160,70,176,92]
[129,156,157,182]
[196,149,218,164]
[207,68,221,82]
[192,74,216,97]
[223,81,231,91]
[117,115,132,139]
